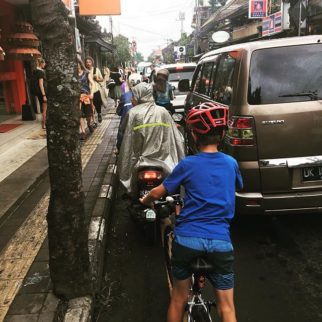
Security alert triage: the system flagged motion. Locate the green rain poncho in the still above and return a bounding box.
[118,82,185,195]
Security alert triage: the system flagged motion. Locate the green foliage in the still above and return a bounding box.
[113,34,132,66]
[163,51,175,64]
[178,33,190,46]
[134,52,144,63]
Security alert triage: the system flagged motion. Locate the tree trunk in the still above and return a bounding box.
[30,0,92,299]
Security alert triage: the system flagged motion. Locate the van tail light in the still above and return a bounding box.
[227,116,256,146]
[138,170,163,182]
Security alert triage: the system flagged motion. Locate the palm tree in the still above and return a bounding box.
[30,0,91,299]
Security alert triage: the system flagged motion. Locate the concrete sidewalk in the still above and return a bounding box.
[0,107,120,322]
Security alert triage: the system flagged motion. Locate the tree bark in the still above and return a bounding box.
[30,0,92,299]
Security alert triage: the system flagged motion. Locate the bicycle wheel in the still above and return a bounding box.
[187,305,212,322]
[163,225,174,291]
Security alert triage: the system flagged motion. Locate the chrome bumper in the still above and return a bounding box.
[236,190,322,215]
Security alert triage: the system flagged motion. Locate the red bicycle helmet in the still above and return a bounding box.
[186,102,229,134]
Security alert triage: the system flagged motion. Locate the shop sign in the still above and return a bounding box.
[262,11,282,36]
[249,0,268,18]
[79,0,121,15]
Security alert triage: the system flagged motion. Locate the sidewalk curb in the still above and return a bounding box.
[0,147,49,225]
[63,158,118,321]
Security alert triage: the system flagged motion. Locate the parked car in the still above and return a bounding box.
[179,35,322,216]
[137,62,152,83]
[159,63,196,113]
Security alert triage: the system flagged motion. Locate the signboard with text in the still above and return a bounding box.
[79,0,121,15]
[249,0,268,18]
[262,11,282,36]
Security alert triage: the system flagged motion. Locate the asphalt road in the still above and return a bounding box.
[93,186,321,322]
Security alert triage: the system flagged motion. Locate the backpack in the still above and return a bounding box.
[107,78,116,90]
[29,70,39,96]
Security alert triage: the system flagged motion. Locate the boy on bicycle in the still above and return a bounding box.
[140,102,243,322]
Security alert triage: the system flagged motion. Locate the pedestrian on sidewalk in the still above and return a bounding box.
[108,66,123,107]
[85,56,104,124]
[78,59,94,140]
[116,80,133,152]
[34,57,47,129]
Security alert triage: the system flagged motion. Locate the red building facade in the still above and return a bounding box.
[0,0,28,115]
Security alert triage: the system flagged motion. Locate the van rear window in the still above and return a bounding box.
[168,70,194,82]
[248,44,322,105]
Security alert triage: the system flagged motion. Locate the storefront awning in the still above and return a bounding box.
[7,47,41,60]
[85,36,114,52]
[201,0,248,33]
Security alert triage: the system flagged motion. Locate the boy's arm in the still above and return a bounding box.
[235,162,244,191]
[140,184,167,207]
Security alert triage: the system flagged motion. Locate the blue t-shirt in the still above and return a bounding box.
[163,152,243,242]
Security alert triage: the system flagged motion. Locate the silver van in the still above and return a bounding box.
[179,35,322,215]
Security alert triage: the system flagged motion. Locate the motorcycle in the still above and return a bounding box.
[127,166,171,244]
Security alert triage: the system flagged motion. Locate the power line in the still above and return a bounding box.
[121,22,169,37]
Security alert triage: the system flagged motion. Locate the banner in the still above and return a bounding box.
[249,0,268,18]
[262,11,282,36]
[79,0,121,15]
[75,28,82,53]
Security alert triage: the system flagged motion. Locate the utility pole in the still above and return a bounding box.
[194,0,200,55]
[109,16,115,64]
[178,12,185,36]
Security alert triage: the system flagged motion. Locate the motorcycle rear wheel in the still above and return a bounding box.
[144,221,157,245]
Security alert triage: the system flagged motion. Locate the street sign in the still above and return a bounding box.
[211,31,230,43]
[79,0,121,15]
[262,11,282,37]
[178,46,186,54]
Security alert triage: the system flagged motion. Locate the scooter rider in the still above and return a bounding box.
[118,82,185,197]
[153,68,175,114]
[140,102,243,322]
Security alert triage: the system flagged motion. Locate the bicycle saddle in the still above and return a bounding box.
[190,257,214,273]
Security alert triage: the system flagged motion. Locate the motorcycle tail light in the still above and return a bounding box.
[138,170,163,181]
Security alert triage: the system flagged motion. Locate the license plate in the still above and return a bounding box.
[302,166,322,182]
[145,209,156,221]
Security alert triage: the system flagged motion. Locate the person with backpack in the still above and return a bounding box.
[78,59,95,140]
[115,80,133,152]
[85,56,104,124]
[32,57,47,129]
[140,102,243,322]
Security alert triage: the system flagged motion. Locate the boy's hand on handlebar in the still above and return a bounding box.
[139,196,154,209]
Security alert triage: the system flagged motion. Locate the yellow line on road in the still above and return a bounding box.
[0,116,114,321]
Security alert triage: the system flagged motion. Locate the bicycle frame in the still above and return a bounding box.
[161,195,217,321]
[186,273,216,322]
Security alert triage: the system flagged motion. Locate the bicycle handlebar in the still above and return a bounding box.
[154,194,182,206]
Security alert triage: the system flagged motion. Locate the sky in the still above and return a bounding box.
[97,0,195,60]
